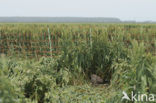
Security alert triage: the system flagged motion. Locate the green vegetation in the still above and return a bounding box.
[0,23,156,56]
[0,23,156,103]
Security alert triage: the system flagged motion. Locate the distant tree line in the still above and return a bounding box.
[0,17,155,23]
[0,17,121,23]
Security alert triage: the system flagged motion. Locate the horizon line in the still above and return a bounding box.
[0,16,155,22]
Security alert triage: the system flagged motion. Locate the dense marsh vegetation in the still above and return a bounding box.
[0,23,156,103]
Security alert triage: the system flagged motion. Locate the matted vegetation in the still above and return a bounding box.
[0,23,156,103]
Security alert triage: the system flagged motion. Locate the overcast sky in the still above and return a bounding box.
[0,0,156,21]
